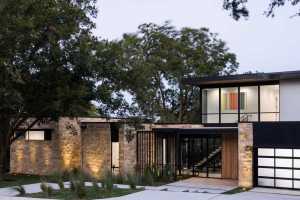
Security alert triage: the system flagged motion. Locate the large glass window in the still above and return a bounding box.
[202,88,219,123]
[240,86,259,122]
[260,85,280,121]
[221,87,238,123]
[201,84,279,123]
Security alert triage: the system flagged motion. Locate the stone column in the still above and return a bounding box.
[58,117,82,171]
[81,123,111,178]
[119,124,137,176]
[238,123,253,188]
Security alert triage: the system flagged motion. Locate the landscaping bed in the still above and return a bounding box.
[23,187,143,200]
[0,174,41,188]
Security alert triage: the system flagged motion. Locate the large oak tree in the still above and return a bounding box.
[0,0,123,175]
[223,0,300,20]
[116,22,239,123]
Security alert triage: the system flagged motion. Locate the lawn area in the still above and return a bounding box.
[23,187,143,200]
[0,174,41,188]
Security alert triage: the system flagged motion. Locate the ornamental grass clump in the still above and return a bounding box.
[102,171,114,192]
[49,172,65,191]
[40,181,53,197]
[126,174,138,189]
[92,179,101,192]
[69,168,87,199]
[12,185,26,196]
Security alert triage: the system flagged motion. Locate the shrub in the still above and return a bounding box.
[102,171,114,192]
[92,180,101,192]
[49,172,65,191]
[126,174,138,189]
[40,181,53,197]
[13,185,26,196]
[113,173,124,184]
[142,166,154,186]
[69,168,87,199]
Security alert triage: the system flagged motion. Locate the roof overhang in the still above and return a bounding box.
[183,70,300,87]
[153,127,238,135]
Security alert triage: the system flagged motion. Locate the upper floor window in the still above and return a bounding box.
[201,84,279,123]
[260,85,280,121]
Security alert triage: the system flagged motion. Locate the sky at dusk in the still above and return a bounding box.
[94,0,300,73]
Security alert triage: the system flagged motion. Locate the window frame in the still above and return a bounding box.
[200,82,280,124]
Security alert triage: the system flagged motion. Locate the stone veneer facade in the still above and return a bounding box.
[238,123,254,188]
[81,123,112,178]
[10,118,113,177]
[119,125,137,176]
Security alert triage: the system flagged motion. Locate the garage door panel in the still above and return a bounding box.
[256,148,300,190]
[258,148,274,156]
[275,158,292,168]
[258,168,274,177]
[275,169,292,178]
[275,179,293,188]
[294,181,300,189]
[275,149,293,157]
[258,158,274,167]
[258,178,274,187]
[294,159,300,168]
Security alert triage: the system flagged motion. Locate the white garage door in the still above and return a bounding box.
[257,148,300,189]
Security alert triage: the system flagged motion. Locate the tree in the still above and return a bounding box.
[117,22,239,123]
[0,0,121,175]
[223,0,300,20]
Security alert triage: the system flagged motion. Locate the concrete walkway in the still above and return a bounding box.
[0,178,299,200]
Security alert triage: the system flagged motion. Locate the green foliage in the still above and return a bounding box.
[13,185,26,196]
[223,0,300,20]
[112,21,238,123]
[142,167,154,186]
[40,181,53,197]
[102,171,114,192]
[92,180,101,192]
[126,174,138,189]
[49,172,65,191]
[0,0,123,175]
[113,173,125,184]
[69,169,87,199]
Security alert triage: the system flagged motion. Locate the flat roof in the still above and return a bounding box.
[153,127,238,134]
[183,70,300,87]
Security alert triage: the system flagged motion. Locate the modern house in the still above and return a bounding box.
[10,70,300,190]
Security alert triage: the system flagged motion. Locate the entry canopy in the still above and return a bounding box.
[153,127,238,135]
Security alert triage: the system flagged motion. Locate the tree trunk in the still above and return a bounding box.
[0,120,10,178]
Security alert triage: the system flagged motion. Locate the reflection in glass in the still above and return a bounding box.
[260,85,279,121]
[202,88,219,123]
[240,86,258,122]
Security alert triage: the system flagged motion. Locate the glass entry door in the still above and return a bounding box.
[180,135,222,178]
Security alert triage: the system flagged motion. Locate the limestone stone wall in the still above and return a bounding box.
[58,118,82,171]
[82,123,111,178]
[119,125,137,176]
[238,123,253,188]
[10,117,82,175]
[10,138,60,175]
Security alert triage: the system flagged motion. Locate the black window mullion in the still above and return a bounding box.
[219,88,221,123]
[258,85,261,122]
[238,86,240,122]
